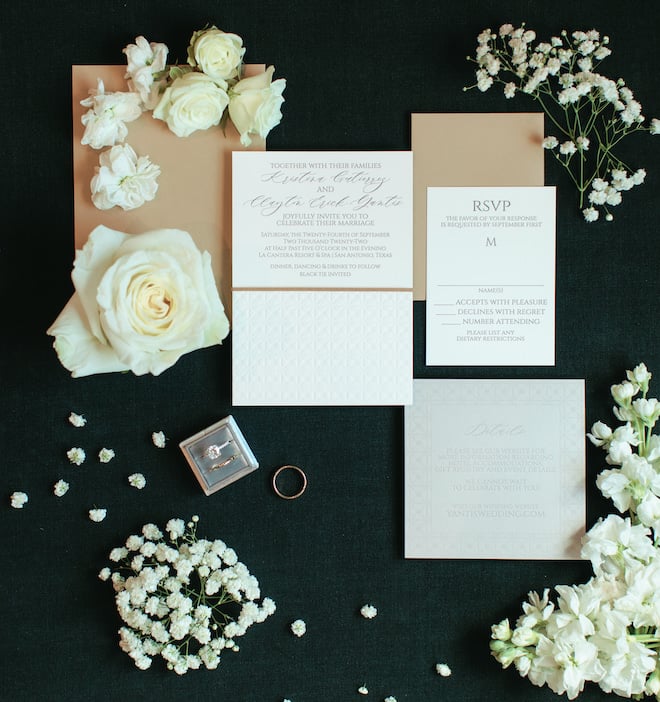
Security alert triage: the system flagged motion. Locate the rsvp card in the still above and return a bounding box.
[426,186,556,366]
[404,379,586,560]
[232,151,413,406]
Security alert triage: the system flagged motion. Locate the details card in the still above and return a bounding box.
[404,379,586,560]
[425,186,556,366]
[232,151,413,406]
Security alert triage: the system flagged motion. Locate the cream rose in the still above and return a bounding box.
[152,72,229,137]
[187,26,245,82]
[228,66,286,146]
[47,225,230,377]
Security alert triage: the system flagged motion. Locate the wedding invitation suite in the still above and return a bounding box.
[426,186,556,366]
[232,151,413,406]
[404,378,586,560]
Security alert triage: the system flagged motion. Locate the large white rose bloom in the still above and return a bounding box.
[47,225,230,377]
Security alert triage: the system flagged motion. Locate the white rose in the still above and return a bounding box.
[187,26,245,82]
[91,143,160,211]
[152,72,229,137]
[228,66,286,146]
[46,225,230,377]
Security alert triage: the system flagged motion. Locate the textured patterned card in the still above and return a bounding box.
[231,151,413,406]
[404,379,586,559]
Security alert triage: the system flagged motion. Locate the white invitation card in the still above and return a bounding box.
[232,151,413,406]
[426,186,556,366]
[404,379,586,560]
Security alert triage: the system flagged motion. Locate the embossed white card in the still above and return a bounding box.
[404,379,585,559]
[232,151,413,406]
[426,186,556,366]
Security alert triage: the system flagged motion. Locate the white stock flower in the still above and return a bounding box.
[611,381,637,404]
[10,491,28,508]
[187,26,245,83]
[228,66,286,147]
[46,225,230,377]
[123,35,169,110]
[153,72,229,138]
[581,514,655,576]
[636,492,660,533]
[80,79,142,149]
[633,397,660,425]
[91,144,160,211]
[597,454,660,511]
[587,421,612,446]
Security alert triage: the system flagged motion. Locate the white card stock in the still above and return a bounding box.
[426,186,556,366]
[232,151,413,406]
[404,379,586,560]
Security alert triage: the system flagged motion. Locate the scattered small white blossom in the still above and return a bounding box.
[67,447,86,465]
[10,491,28,509]
[360,604,378,619]
[358,685,369,695]
[128,472,147,489]
[98,567,111,581]
[98,448,116,463]
[384,697,397,702]
[80,78,142,149]
[152,431,167,448]
[68,412,87,427]
[53,479,70,497]
[290,619,307,637]
[89,508,107,522]
[436,663,452,677]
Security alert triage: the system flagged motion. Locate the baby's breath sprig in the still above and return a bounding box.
[465,25,660,222]
[100,515,275,674]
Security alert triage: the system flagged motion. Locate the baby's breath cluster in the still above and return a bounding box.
[490,363,660,699]
[466,25,659,222]
[100,516,275,674]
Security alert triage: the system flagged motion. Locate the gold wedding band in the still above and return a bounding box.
[272,464,307,500]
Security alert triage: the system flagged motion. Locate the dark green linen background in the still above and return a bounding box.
[2,1,659,700]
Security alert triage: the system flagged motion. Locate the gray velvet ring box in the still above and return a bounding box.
[179,415,259,495]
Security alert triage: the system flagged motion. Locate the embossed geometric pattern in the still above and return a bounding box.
[232,290,412,406]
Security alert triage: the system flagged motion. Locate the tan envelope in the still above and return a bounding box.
[72,64,266,320]
[411,112,545,300]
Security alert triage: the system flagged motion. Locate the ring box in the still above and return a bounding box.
[179,415,259,495]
